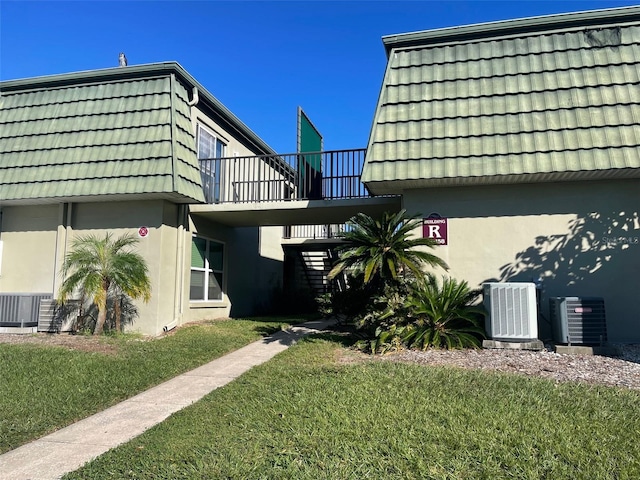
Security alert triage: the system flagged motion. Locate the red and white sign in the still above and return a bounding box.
[423,217,448,245]
[138,226,149,238]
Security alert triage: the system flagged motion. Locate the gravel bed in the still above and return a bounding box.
[385,344,640,390]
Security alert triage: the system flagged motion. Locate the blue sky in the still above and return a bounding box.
[1,1,637,153]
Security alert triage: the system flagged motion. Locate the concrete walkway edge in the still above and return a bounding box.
[0,318,337,480]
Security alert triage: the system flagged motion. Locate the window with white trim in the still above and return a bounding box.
[190,236,224,301]
[197,124,226,203]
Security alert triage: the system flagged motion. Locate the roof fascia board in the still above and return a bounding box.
[382,6,640,55]
[0,62,179,91]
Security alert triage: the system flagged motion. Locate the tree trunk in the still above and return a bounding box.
[115,295,121,333]
[94,304,107,335]
[93,282,109,335]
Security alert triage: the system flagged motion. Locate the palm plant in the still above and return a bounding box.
[400,275,486,349]
[328,210,448,287]
[58,233,151,335]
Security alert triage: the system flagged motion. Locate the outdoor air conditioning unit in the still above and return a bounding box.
[483,282,538,341]
[37,298,79,333]
[550,297,607,345]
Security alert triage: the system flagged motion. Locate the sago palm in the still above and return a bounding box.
[328,210,448,287]
[401,275,486,349]
[58,233,151,335]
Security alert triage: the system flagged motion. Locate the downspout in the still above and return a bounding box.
[164,87,198,332]
[165,87,198,333]
[169,74,178,193]
[187,87,199,107]
[168,204,186,332]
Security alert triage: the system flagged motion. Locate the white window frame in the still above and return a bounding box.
[190,234,225,302]
[197,124,227,203]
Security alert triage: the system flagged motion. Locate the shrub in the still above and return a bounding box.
[400,276,486,349]
[366,276,486,353]
[330,274,378,320]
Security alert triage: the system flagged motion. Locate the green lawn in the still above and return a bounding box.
[65,334,640,479]
[0,317,302,453]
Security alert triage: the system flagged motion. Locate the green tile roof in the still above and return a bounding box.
[362,7,640,194]
[0,62,276,205]
[0,70,201,203]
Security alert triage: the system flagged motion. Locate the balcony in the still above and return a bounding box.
[191,148,401,227]
[198,148,370,204]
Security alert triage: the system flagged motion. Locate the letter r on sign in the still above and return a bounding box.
[428,225,441,238]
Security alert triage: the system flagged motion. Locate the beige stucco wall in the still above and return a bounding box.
[68,200,183,336]
[1,199,285,335]
[0,205,59,293]
[403,179,640,343]
[0,200,185,336]
[187,215,284,322]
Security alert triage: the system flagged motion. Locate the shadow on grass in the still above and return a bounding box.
[252,325,286,336]
[303,331,360,348]
[247,314,320,324]
[245,314,322,337]
[255,319,362,349]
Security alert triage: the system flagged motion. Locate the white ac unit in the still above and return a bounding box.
[483,282,538,341]
[550,297,606,345]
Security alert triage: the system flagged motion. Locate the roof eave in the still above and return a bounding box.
[382,6,640,55]
[0,62,181,91]
[364,169,640,194]
[0,191,205,208]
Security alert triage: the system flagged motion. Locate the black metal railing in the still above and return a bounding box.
[283,224,353,240]
[199,148,368,204]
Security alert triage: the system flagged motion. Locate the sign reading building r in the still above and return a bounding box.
[423,215,448,245]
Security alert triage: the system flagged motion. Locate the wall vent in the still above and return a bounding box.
[550,297,607,345]
[483,282,538,341]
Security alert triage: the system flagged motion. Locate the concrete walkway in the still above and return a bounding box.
[0,318,336,480]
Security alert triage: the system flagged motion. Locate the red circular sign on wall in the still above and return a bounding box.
[138,226,149,238]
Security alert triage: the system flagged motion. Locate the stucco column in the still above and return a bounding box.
[52,202,73,297]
